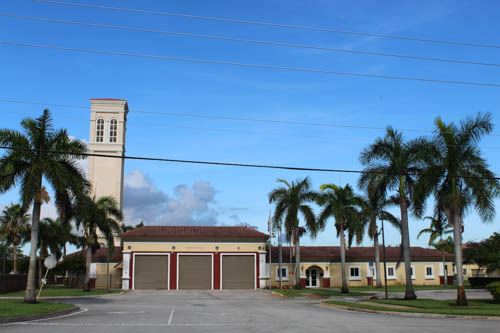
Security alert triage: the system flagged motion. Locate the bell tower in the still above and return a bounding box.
[88,98,128,245]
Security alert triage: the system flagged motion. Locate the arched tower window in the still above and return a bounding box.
[96,118,104,142]
[109,119,118,143]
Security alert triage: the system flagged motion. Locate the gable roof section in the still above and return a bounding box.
[122,226,269,242]
[270,246,453,262]
[65,246,123,263]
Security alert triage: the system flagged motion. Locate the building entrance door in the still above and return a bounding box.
[305,267,319,288]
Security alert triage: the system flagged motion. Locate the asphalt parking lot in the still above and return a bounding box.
[2,290,498,333]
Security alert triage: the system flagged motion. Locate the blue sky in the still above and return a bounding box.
[1,0,499,249]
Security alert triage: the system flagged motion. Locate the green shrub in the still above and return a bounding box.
[486,282,500,303]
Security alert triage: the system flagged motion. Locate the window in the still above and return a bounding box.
[95,118,104,142]
[410,265,416,279]
[349,267,360,280]
[109,119,118,143]
[425,266,434,279]
[276,267,288,281]
[462,268,468,277]
[387,266,396,279]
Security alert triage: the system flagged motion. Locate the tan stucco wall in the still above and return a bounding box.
[269,261,453,287]
[88,99,127,246]
[94,263,122,289]
[123,241,266,253]
[462,263,489,278]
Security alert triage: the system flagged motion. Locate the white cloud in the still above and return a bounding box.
[123,170,223,226]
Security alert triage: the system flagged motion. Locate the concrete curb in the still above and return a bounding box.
[0,306,80,324]
[0,291,126,300]
[320,302,500,321]
[257,289,289,298]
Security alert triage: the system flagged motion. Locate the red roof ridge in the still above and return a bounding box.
[122,225,268,240]
[90,98,127,101]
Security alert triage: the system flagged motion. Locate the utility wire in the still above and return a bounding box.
[1,146,498,180]
[32,0,500,50]
[2,40,500,88]
[1,98,500,138]
[2,12,500,68]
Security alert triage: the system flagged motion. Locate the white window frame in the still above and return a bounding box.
[177,253,214,290]
[410,265,416,280]
[109,118,118,143]
[95,118,104,143]
[349,265,361,281]
[386,265,396,280]
[425,265,435,279]
[132,252,170,290]
[276,266,288,281]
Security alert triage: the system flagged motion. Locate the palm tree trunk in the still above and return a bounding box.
[12,244,18,274]
[441,249,447,288]
[84,245,92,292]
[398,190,416,300]
[453,214,467,306]
[278,225,283,289]
[2,249,6,275]
[24,199,41,303]
[374,234,382,288]
[340,224,348,293]
[38,241,43,287]
[106,249,110,291]
[294,229,301,289]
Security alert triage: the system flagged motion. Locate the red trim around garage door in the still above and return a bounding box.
[256,252,259,288]
[170,252,177,289]
[214,252,221,289]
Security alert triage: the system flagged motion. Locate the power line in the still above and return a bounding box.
[1,98,500,138]
[3,12,500,68]
[1,146,498,180]
[32,0,500,50]
[0,145,374,174]
[2,40,500,88]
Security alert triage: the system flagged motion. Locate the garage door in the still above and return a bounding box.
[134,255,169,290]
[222,255,255,289]
[178,255,212,289]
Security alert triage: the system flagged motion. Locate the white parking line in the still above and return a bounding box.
[10,322,241,326]
[168,307,175,325]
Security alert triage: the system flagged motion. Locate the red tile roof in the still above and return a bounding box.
[65,247,123,263]
[122,226,269,242]
[270,246,453,262]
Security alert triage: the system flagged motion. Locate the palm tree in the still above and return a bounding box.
[121,221,144,233]
[359,127,423,300]
[417,215,453,287]
[0,204,29,274]
[358,186,399,288]
[0,110,88,302]
[316,184,363,293]
[74,195,122,291]
[268,178,318,288]
[34,218,80,282]
[413,113,500,305]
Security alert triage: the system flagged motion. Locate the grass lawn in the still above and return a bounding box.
[0,299,75,319]
[326,299,500,316]
[273,288,368,297]
[0,285,122,298]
